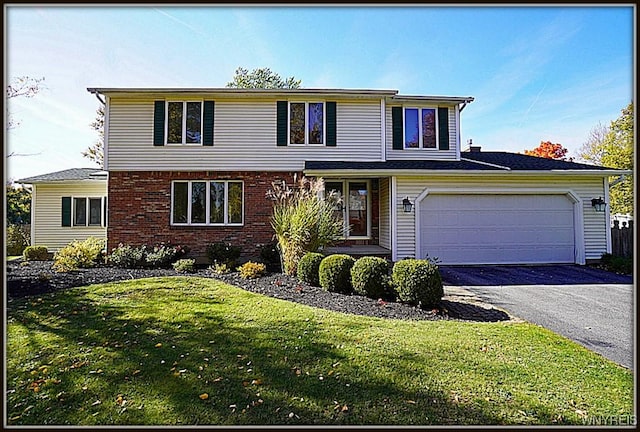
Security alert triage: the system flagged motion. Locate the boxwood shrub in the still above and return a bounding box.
[391,258,443,308]
[319,254,356,294]
[351,256,391,299]
[23,245,49,261]
[297,252,324,286]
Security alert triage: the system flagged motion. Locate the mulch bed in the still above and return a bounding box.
[6,260,510,322]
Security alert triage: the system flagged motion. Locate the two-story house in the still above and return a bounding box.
[19,87,628,265]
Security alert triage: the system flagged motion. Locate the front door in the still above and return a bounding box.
[325,180,370,239]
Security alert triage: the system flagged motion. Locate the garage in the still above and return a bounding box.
[419,193,576,265]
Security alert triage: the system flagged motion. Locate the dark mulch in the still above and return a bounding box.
[5,260,509,322]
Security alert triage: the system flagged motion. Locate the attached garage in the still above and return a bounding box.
[418,193,577,265]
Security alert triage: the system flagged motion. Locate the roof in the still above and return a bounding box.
[17,168,107,184]
[87,87,474,105]
[461,151,621,171]
[305,152,629,175]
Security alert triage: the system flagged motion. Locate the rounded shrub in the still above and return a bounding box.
[391,259,443,308]
[318,254,356,294]
[23,245,49,261]
[351,256,391,299]
[297,252,324,286]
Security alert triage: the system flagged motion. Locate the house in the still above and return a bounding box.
[16,168,107,251]
[20,87,629,265]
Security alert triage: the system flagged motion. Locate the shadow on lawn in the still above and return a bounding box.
[6,282,516,426]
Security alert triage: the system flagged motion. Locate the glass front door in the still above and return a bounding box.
[325,180,369,238]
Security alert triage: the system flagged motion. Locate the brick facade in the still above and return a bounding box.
[108,171,380,262]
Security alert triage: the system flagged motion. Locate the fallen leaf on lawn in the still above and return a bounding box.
[199,393,209,400]
[242,381,249,387]
[155,343,162,348]
[406,400,416,404]
[575,409,587,417]
[251,379,262,385]
[212,377,223,383]
[91,400,101,406]
[132,370,141,375]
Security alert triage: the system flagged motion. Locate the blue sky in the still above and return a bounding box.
[5,5,635,182]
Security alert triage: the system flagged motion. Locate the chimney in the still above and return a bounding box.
[465,139,481,152]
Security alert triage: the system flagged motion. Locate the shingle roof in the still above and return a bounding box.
[17,168,107,184]
[305,159,502,171]
[461,152,618,171]
[305,152,624,172]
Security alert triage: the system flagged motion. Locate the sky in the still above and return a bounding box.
[4,4,635,183]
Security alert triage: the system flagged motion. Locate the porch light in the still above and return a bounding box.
[402,197,413,213]
[591,197,606,212]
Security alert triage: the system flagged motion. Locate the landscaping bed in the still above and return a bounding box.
[6,259,508,322]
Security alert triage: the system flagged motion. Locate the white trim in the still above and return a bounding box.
[455,104,461,161]
[380,98,386,161]
[71,196,106,228]
[104,96,110,170]
[604,177,612,254]
[413,187,586,265]
[170,180,244,227]
[390,176,398,262]
[30,185,36,246]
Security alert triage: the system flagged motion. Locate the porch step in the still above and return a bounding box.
[323,245,391,259]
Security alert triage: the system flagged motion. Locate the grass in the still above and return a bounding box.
[6,277,634,426]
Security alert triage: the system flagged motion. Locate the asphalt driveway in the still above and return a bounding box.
[440,265,635,370]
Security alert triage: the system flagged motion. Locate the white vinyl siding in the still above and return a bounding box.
[386,104,458,160]
[107,98,383,171]
[31,182,107,251]
[378,177,391,249]
[394,175,608,262]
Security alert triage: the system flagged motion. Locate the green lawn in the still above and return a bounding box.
[6,277,634,425]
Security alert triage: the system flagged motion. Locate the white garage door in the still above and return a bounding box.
[419,194,575,265]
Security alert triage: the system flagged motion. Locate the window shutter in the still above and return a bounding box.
[326,101,337,146]
[392,107,403,150]
[438,107,449,150]
[153,101,165,146]
[203,100,215,146]
[276,101,288,146]
[62,197,71,227]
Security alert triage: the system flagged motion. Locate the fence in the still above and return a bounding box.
[611,220,633,258]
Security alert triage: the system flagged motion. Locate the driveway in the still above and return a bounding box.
[440,265,634,370]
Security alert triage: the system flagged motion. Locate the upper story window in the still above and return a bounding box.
[167,101,202,144]
[404,108,437,149]
[289,102,325,145]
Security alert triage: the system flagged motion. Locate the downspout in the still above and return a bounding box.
[609,174,628,188]
[93,92,105,105]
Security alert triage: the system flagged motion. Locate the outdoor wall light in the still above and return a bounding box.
[402,197,413,213]
[591,197,606,212]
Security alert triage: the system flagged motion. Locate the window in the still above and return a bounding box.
[69,197,105,227]
[324,180,370,238]
[404,107,437,149]
[167,101,202,144]
[172,180,244,226]
[289,102,324,145]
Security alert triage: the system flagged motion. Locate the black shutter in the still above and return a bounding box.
[326,101,337,146]
[276,101,288,146]
[438,107,449,150]
[153,101,165,146]
[62,197,71,227]
[392,107,403,150]
[203,100,215,146]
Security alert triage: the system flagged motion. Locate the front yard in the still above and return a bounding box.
[6,276,634,426]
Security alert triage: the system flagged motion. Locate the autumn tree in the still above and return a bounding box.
[524,141,572,160]
[82,105,104,168]
[226,67,301,89]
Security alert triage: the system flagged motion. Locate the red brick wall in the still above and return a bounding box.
[107,171,299,260]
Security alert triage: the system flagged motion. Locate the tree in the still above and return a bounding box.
[82,105,104,168]
[6,76,45,130]
[599,103,634,216]
[524,141,572,160]
[226,67,301,89]
[577,122,609,166]
[6,182,31,225]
